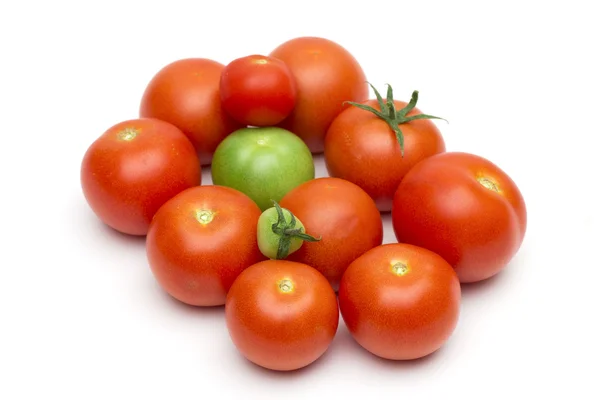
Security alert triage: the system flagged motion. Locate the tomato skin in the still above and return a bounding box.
[80,118,200,236]
[392,152,527,283]
[279,177,383,291]
[269,37,368,153]
[146,185,265,306]
[225,260,339,371]
[325,99,446,212]
[211,126,314,211]
[339,243,461,360]
[139,58,243,165]
[220,54,296,127]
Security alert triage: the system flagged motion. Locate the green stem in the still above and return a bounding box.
[345,83,447,157]
[270,200,321,259]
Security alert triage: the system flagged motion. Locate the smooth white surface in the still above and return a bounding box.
[1,1,599,399]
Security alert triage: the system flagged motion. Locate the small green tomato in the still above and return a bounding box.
[257,201,321,260]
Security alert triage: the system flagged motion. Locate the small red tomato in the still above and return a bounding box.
[220,54,297,127]
[226,260,339,371]
[80,118,200,236]
[392,152,527,283]
[279,177,383,291]
[139,58,243,165]
[325,84,446,212]
[146,185,265,306]
[339,243,461,360]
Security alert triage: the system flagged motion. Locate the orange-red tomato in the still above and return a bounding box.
[269,37,368,153]
[279,177,383,291]
[146,185,265,306]
[139,58,243,165]
[338,243,461,360]
[220,54,297,127]
[392,152,527,283]
[325,98,445,212]
[80,118,200,236]
[225,260,339,371]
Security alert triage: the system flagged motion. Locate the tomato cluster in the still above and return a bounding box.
[80,36,527,372]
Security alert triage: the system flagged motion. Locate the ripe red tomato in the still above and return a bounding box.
[325,86,446,212]
[392,152,527,283]
[225,259,339,371]
[220,54,296,127]
[139,58,243,165]
[339,243,461,360]
[80,118,200,236]
[269,36,368,153]
[279,177,383,290]
[146,185,265,306]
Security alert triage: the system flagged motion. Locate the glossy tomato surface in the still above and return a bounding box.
[146,185,265,306]
[338,243,461,360]
[392,152,527,283]
[270,36,368,153]
[220,54,296,126]
[81,118,200,236]
[225,260,339,371]
[325,99,446,212]
[211,126,314,211]
[279,177,383,290]
[139,58,243,165]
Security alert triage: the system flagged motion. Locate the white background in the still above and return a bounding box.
[1,0,599,399]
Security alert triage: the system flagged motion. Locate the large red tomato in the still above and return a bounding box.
[279,177,383,290]
[392,152,527,283]
[220,54,296,127]
[325,86,446,212]
[338,243,461,360]
[80,118,200,236]
[225,259,339,371]
[146,185,265,306]
[269,36,368,153]
[139,58,243,165]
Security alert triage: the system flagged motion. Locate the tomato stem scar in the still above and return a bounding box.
[278,279,294,293]
[477,177,500,192]
[391,262,409,276]
[117,127,139,141]
[195,209,215,225]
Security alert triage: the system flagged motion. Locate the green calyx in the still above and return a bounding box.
[345,82,447,157]
[270,200,320,259]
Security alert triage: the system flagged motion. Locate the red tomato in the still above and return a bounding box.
[279,177,383,290]
[392,152,527,283]
[146,185,265,306]
[225,259,339,371]
[220,54,296,127]
[139,58,243,165]
[325,87,446,212]
[269,36,368,153]
[338,243,461,360]
[80,118,200,236]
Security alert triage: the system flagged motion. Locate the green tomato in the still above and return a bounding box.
[257,202,321,260]
[211,127,315,210]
